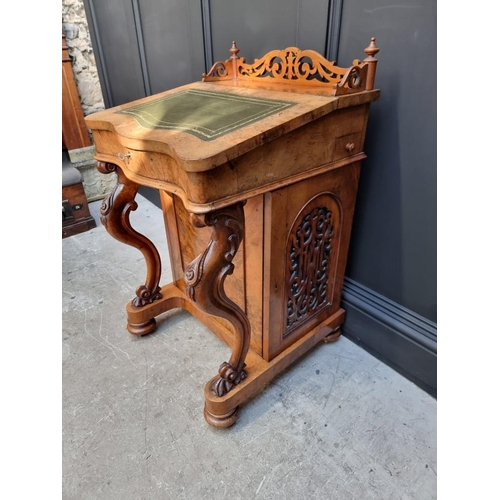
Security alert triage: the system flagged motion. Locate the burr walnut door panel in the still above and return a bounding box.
[263,163,361,361]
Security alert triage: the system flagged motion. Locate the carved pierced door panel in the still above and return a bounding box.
[263,164,361,360]
[286,202,337,333]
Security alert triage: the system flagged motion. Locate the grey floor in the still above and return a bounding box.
[62,193,437,500]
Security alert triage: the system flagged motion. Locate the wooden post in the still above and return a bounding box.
[62,33,92,151]
[363,37,380,91]
[229,41,240,80]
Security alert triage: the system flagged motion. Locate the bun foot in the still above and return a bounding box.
[204,405,239,428]
[127,318,156,336]
[323,327,342,343]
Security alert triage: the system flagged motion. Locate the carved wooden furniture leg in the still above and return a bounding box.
[184,202,250,427]
[97,161,162,335]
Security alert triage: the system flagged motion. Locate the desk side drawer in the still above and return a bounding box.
[333,131,364,161]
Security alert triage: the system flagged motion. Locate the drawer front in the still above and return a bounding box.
[333,131,364,162]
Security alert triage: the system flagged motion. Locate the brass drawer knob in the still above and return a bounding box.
[345,143,355,152]
[117,152,132,161]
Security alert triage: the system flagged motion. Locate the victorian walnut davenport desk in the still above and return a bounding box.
[85,39,380,427]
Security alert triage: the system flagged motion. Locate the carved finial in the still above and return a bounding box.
[229,41,240,59]
[363,37,379,91]
[229,41,240,80]
[364,37,379,61]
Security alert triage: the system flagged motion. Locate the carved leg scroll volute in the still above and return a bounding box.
[184,203,250,401]
[97,161,162,335]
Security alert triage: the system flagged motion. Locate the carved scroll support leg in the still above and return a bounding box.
[97,161,162,335]
[184,202,250,427]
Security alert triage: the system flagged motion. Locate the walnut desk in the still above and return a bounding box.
[85,39,380,427]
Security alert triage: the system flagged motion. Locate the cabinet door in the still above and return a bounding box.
[263,163,361,360]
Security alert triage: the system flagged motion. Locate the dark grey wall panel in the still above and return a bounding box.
[137,0,205,94]
[210,0,330,62]
[342,278,437,396]
[325,0,344,62]
[338,0,437,322]
[84,0,146,106]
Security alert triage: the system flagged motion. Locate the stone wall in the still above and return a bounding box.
[62,0,116,201]
[62,0,104,115]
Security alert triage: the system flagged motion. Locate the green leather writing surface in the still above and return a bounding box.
[116,89,296,141]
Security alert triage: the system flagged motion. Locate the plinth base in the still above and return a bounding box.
[126,282,345,427]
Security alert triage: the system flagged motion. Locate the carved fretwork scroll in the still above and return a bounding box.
[97,161,162,309]
[203,38,379,95]
[238,48,347,83]
[286,206,334,334]
[184,203,250,397]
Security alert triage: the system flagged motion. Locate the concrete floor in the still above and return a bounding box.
[62,193,437,500]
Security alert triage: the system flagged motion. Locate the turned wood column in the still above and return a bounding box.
[97,161,162,335]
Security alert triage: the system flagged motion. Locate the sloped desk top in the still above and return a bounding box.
[85,81,379,173]
[115,88,297,141]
